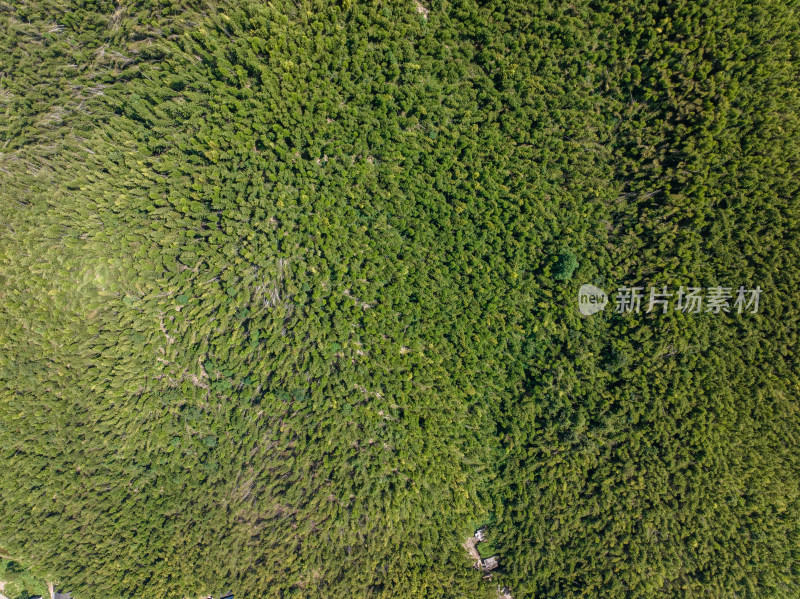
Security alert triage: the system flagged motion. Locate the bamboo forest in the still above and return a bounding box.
[0,0,798,598]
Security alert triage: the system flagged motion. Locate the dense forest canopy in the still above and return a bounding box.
[0,0,798,597]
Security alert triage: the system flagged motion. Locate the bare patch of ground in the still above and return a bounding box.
[463,535,481,565]
[497,586,513,599]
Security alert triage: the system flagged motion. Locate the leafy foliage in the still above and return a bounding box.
[0,0,798,598]
[553,250,579,281]
[0,559,49,599]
